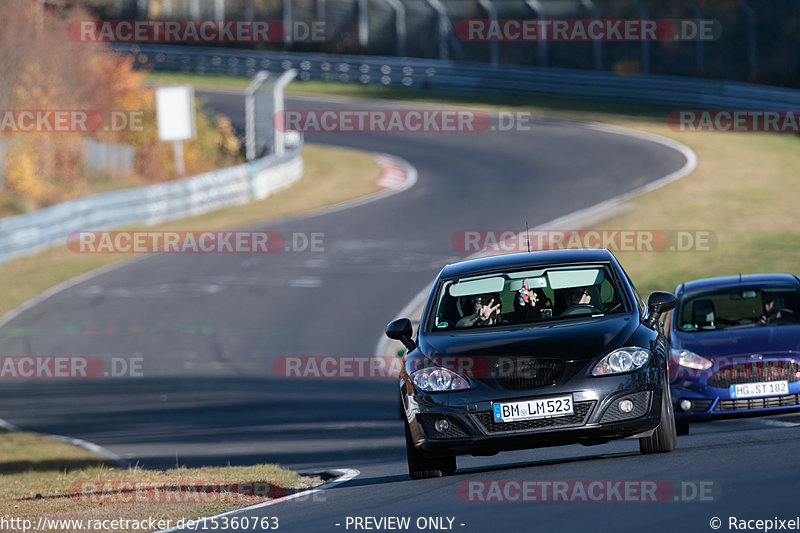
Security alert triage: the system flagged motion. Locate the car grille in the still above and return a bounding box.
[472,400,596,434]
[707,361,800,389]
[494,358,565,390]
[714,393,800,412]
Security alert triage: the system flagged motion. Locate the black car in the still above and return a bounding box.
[385,249,679,479]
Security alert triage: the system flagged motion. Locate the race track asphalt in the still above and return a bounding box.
[1,91,782,533]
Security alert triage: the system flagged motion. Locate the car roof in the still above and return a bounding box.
[438,249,617,279]
[680,273,800,295]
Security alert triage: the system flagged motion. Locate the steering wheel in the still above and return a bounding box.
[768,308,800,323]
[561,304,603,316]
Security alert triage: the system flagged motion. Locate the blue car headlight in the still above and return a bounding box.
[592,347,650,376]
[670,348,712,370]
[411,367,471,392]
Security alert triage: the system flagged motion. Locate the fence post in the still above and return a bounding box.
[478,0,499,66]
[426,0,450,60]
[382,0,407,57]
[581,0,603,70]
[738,0,758,78]
[358,0,369,48]
[684,1,704,72]
[631,0,649,74]
[272,69,298,155]
[283,0,293,44]
[526,0,547,67]
[245,71,270,161]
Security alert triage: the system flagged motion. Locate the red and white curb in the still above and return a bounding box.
[376,154,415,191]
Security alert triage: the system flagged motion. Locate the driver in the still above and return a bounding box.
[456,294,502,328]
[761,293,788,324]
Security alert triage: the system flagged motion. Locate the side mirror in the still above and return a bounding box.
[385,318,416,352]
[645,291,678,327]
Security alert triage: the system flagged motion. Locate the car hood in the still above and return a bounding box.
[672,325,800,357]
[418,314,639,362]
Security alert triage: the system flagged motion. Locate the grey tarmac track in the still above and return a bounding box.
[1,91,789,533]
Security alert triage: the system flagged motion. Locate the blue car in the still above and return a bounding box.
[668,274,800,435]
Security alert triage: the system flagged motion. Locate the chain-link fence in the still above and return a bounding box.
[109,0,800,88]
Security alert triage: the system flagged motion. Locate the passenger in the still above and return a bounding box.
[565,286,592,307]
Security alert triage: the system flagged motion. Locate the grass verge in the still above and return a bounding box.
[147,71,800,296]
[0,429,322,533]
[0,143,382,318]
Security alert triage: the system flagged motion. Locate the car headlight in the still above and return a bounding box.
[592,347,650,376]
[411,367,471,392]
[670,348,712,370]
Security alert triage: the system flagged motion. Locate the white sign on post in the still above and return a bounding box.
[155,85,196,175]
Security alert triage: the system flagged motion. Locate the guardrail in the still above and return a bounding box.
[0,146,302,264]
[119,44,800,110]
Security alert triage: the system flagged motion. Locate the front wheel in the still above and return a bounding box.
[639,375,677,454]
[405,420,456,479]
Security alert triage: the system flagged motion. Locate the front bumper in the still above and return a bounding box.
[404,368,663,457]
[672,380,800,422]
[671,355,800,422]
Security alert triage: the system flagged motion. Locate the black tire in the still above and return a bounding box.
[676,420,690,436]
[639,375,677,454]
[397,394,406,420]
[404,420,456,479]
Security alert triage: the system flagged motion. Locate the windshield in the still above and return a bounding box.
[676,284,800,331]
[427,263,627,332]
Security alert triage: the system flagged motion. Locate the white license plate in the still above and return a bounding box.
[493,395,574,423]
[730,380,789,399]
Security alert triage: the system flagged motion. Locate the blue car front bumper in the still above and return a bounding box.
[671,355,800,421]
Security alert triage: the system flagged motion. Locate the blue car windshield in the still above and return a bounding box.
[677,284,800,331]
[427,264,626,332]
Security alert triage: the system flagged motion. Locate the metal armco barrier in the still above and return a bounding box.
[0,146,302,264]
[118,44,800,110]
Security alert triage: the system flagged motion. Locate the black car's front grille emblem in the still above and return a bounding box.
[494,358,564,389]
